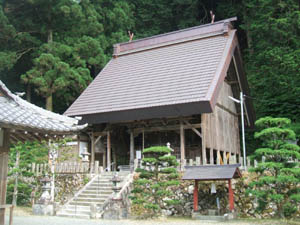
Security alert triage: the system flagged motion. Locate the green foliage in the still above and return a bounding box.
[248,117,300,218]
[7,141,49,205]
[6,138,75,205]
[219,0,300,121]
[131,146,179,218]
[0,0,134,111]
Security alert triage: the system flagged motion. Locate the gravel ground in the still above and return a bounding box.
[5,215,300,225]
[4,208,299,225]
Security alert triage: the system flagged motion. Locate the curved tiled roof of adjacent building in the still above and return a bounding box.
[0,80,87,142]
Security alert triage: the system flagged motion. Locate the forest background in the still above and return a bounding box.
[0,0,299,152]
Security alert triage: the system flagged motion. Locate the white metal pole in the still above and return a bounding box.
[240,92,247,170]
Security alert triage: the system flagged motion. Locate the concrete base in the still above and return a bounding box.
[32,204,54,216]
[192,211,236,221]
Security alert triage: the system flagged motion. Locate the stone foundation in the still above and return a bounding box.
[32,204,54,216]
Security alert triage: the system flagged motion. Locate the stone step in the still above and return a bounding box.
[56,173,131,219]
[89,183,112,187]
[64,209,91,215]
[74,197,107,202]
[85,186,112,191]
[81,190,112,195]
[78,193,112,198]
[90,183,112,186]
[69,201,105,206]
[63,205,90,210]
[56,212,90,219]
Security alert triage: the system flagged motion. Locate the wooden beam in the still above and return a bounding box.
[216,103,238,117]
[142,130,145,151]
[225,80,239,85]
[133,123,201,135]
[102,152,106,169]
[182,120,202,138]
[94,136,101,145]
[215,108,221,164]
[0,129,10,225]
[201,114,207,165]
[93,131,108,137]
[107,131,111,171]
[232,54,250,126]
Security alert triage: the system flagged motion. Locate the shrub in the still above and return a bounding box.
[248,117,300,218]
[130,146,179,217]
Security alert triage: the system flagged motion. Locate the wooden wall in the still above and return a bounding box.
[202,82,240,161]
[0,129,9,225]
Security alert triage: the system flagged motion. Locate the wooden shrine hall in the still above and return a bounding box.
[65,17,255,170]
[0,81,87,225]
[182,164,242,212]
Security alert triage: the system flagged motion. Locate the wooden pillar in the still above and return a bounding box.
[201,114,207,164]
[113,150,117,171]
[142,130,145,151]
[130,131,134,170]
[215,108,221,164]
[77,135,80,156]
[180,121,185,169]
[193,180,198,211]
[102,152,106,169]
[210,148,214,164]
[107,131,111,171]
[91,133,95,164]
[228,179,234,211]
[0,129,10,225]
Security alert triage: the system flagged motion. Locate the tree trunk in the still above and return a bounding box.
[26,84,31,102]
[46,94,53,111]
[47,29,53,43]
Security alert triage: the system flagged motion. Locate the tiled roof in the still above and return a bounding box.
[65,18,245,123]
[182,164,242,180]
[0,80,87,141]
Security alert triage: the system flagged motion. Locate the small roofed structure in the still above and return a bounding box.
[182,164,242,212]
[0,80,87,225]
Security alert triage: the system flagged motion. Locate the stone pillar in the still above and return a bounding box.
[0,129,9,225]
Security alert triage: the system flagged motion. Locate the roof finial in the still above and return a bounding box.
[128,30,134,42]
[210,10,215,24]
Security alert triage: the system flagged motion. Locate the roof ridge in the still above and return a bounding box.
[113,17,237,56]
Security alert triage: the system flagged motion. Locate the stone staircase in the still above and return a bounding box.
[56,171,130,219]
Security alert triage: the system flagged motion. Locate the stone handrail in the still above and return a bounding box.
[97,173,134,219]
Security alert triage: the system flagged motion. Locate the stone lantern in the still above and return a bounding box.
[111,173,122,195]
[32,176,54,215]
[81,147,90,162]
[39,176,52,204]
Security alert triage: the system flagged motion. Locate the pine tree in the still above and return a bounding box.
[130,146,180,217]
[248,117,300,218]
[1,0,134,111]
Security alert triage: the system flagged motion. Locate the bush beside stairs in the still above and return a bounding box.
[56,171,130,219]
